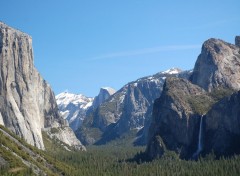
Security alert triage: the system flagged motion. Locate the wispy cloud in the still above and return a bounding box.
[88,44,201,61]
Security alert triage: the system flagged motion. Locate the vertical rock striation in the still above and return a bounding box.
[0,22,84,150]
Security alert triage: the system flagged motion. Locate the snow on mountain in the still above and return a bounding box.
[56,87,116,132]
[56,92,93,131]
[77,68,193,145]
[56,92,93,109]
[162,68,182,74]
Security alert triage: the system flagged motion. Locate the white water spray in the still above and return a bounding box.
[193,115,204,158]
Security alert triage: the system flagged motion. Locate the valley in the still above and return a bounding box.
[1,125,240,176]
[0,5,240,175]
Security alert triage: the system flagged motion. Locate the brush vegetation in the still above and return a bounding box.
[1,125,240,176]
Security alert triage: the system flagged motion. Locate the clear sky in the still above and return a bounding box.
[0,0,239,97]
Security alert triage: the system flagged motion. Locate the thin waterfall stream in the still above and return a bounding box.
[193,115,204,158]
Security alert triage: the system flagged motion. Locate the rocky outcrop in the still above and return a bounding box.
[190,38,240,92]
[91,87,116,110]
[77,69,192,145]
[0,22,84,150]
[146,77,213,159]
[56,92,93,131]
[44,126,86,151]
[204,91,240,157]
[235,36,240,47]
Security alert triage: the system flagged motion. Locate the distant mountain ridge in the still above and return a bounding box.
[76,68,192,145]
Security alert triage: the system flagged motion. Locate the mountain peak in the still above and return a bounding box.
[56,92,93,109]
[0,21,31,39]
[100,87,116,95]
[191,36,240,92]
[56,92,94,131]
[162,68,182,74]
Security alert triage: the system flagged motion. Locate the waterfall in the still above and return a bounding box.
[193,115,204,158]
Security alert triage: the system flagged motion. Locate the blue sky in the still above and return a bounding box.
[1,0,239,97]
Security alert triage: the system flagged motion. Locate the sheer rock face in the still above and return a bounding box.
[0,22,83,150]
[91,87,116,110]
[204,91,240,156]
[146,77,211,159]
[191,38,240,92]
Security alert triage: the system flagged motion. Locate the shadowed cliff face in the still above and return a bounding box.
[146,77,211,159]
[0,22,82,150]
[191,38,240,92]
[204,91,240,157]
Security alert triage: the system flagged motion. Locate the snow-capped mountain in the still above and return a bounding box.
[56,92,94,131]
[56,87,116,132]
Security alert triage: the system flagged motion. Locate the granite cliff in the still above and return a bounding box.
[0,22,85,150]
[146,77,211,159]
[204,91,240,157]
[146,37,240,159]
[190,38,240,91]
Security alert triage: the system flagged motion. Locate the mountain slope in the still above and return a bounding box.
[0,125,72,175]
[56,92,93,131]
